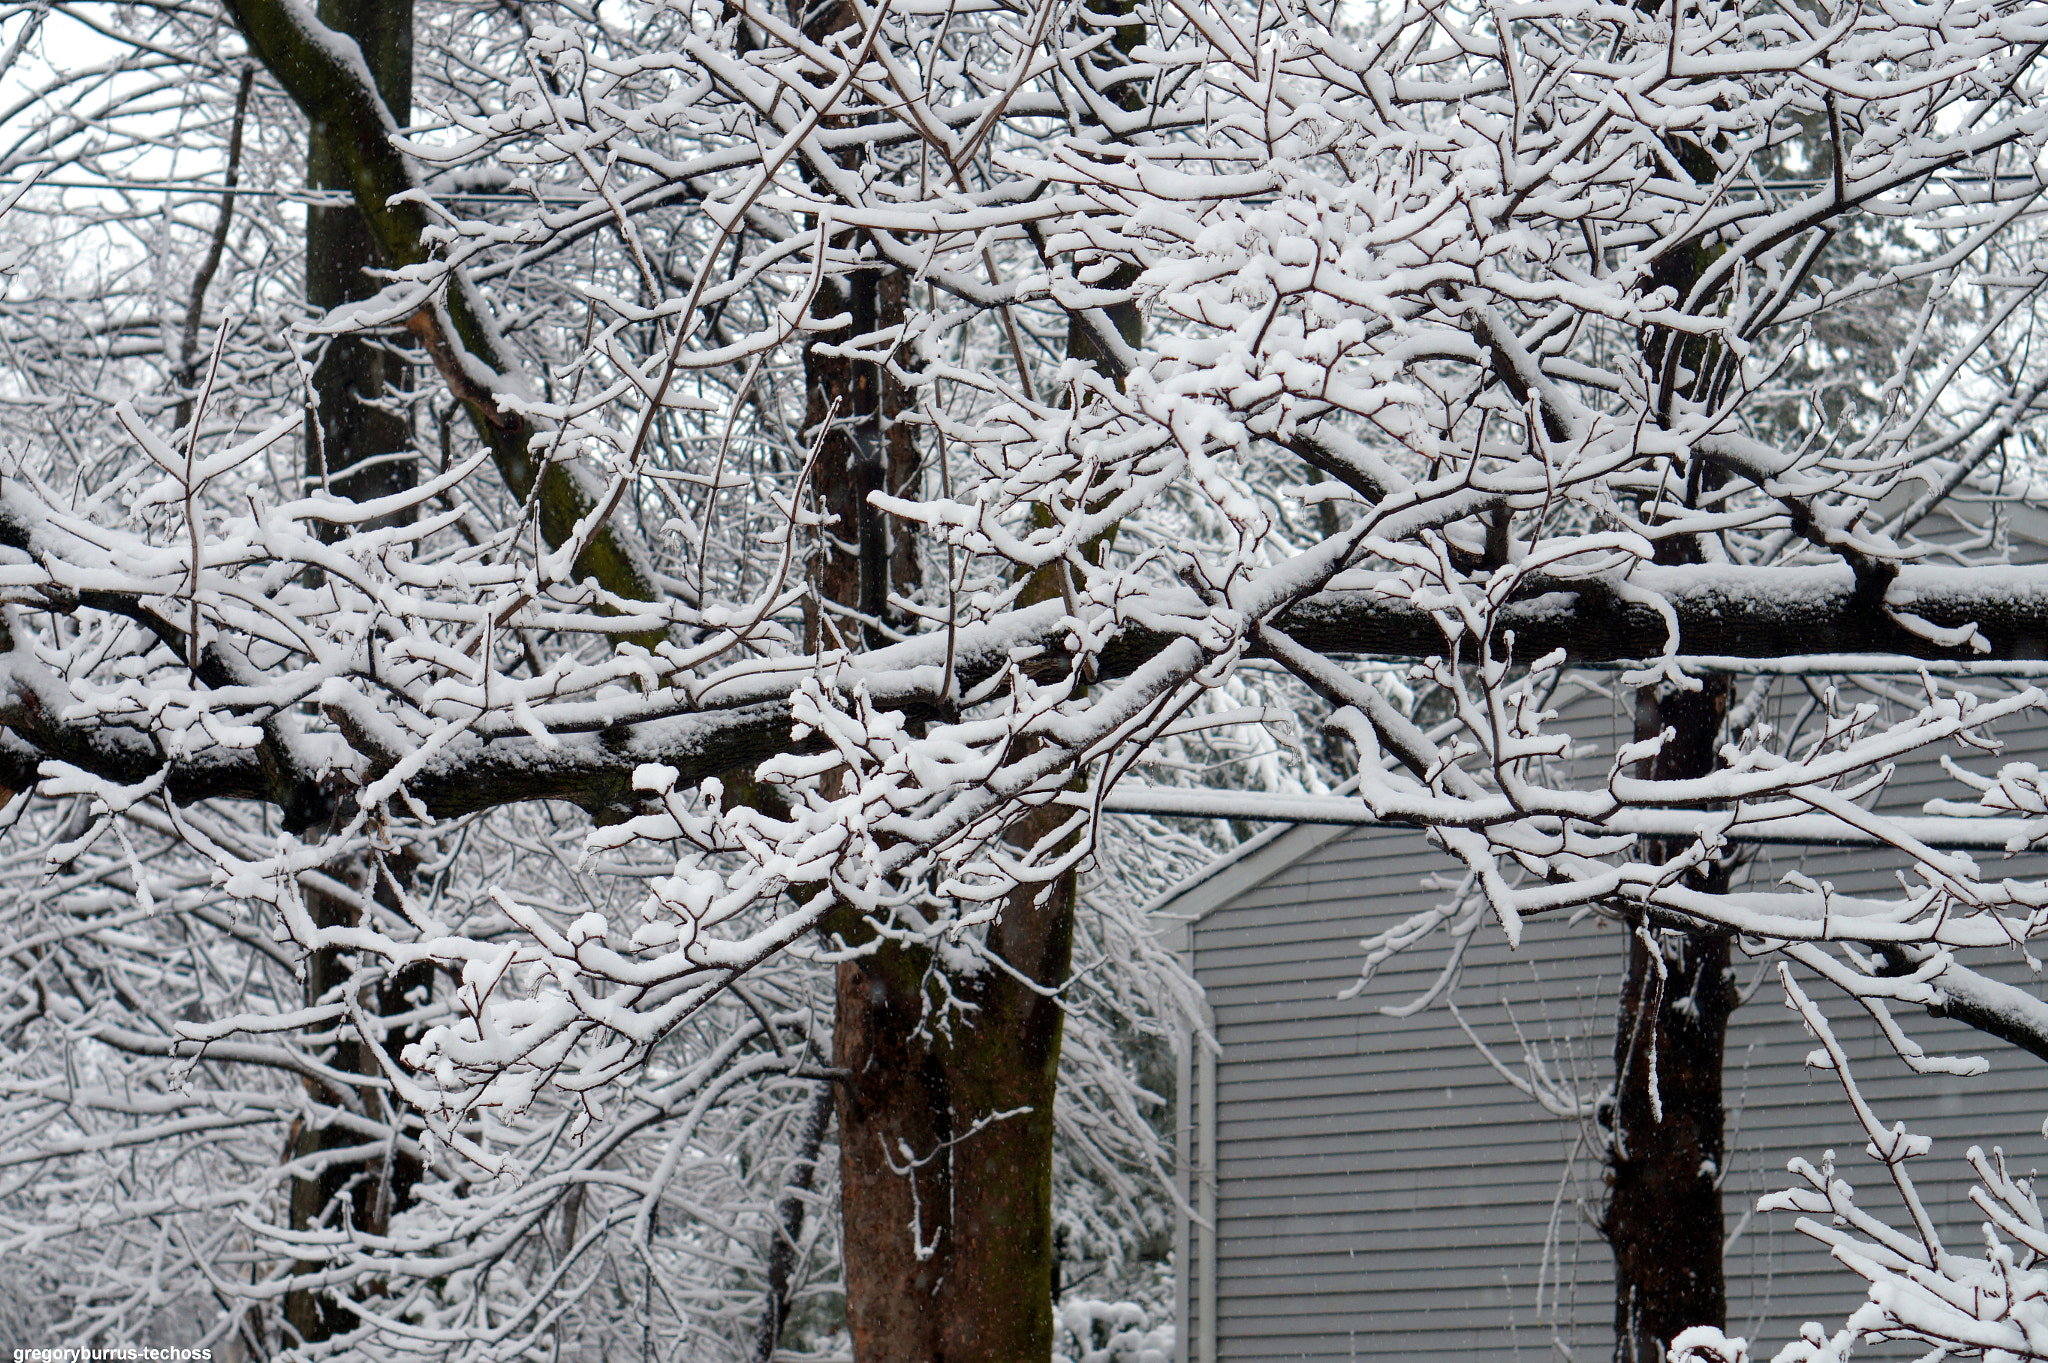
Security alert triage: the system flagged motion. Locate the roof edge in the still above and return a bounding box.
[1143,819,1354,942]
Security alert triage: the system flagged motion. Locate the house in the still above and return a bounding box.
[1151,602,2048,1363]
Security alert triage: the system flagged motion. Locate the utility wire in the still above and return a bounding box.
[9,176,621,206]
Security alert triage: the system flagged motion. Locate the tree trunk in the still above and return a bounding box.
[1605,679,1736,1363]
[303,0,415,528]
[1600,57,1744,1352]
[809,252,1077,1361]
[797,1,1142,1349]
[804,140,1079,1363]
[282,0,420,1342]
[223,0,669,645]
[282,854,433,1343]
[834,942,951,1361]
[799,150,965,1363]
[830,845,1076,1363]
[936,852,1074,1363]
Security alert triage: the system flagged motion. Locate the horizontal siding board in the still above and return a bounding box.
[1211,1184,1597,1219]
[1210,1045,1591,1084]
[1207,1311,1555,1343]
[1209,1328,1600,1354]
[1211,1180,1587,1209]
[1214,1123,1588,1162]
[1214,1249,1598,1284]
[1187,685,2048,1363]
[1214,1105,1590,1144]
[1205,950,1614,1000]
[1211,1230,1602,1259]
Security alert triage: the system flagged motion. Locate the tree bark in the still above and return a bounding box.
[829,831,1076,1363]
[795,89,959,1355]
[834,943,951,1361]
[282,851,432,1344]
[279,4,424,1340]
[1599,74,1745,1357]
[303,0,414,528]
[806,230,1071,1363]
[303,0,414,535]
[1605,676,1738,1363]
[936,848,1074,1363]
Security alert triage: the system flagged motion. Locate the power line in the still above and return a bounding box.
[9,176,622,206]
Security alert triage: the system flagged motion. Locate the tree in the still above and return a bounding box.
[9,0,2048,1357]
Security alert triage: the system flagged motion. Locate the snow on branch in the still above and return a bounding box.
[14,0,2048,1344]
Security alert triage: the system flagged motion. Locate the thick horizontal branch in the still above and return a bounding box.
[0,728,269,807]
[1089,786,2038,850]
[1879,944,2048,1066]
[1267,563,2048,667]
[11,561,2048,824]
[407,701,842,818]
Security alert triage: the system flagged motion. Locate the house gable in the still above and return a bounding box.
[1165,670,2048,1363]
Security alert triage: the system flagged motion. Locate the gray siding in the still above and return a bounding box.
[1186,677,2048,1363]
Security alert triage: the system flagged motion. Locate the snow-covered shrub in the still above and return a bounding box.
[1055,1299,1174,1363]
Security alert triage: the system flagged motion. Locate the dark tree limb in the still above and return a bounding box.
[14,550,2048,827]
[751,1080,835,1363]
[1605,681,1737,1363]
[214,0,665,643]
[175,65,255,435]
[1878,944,2048,1067]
